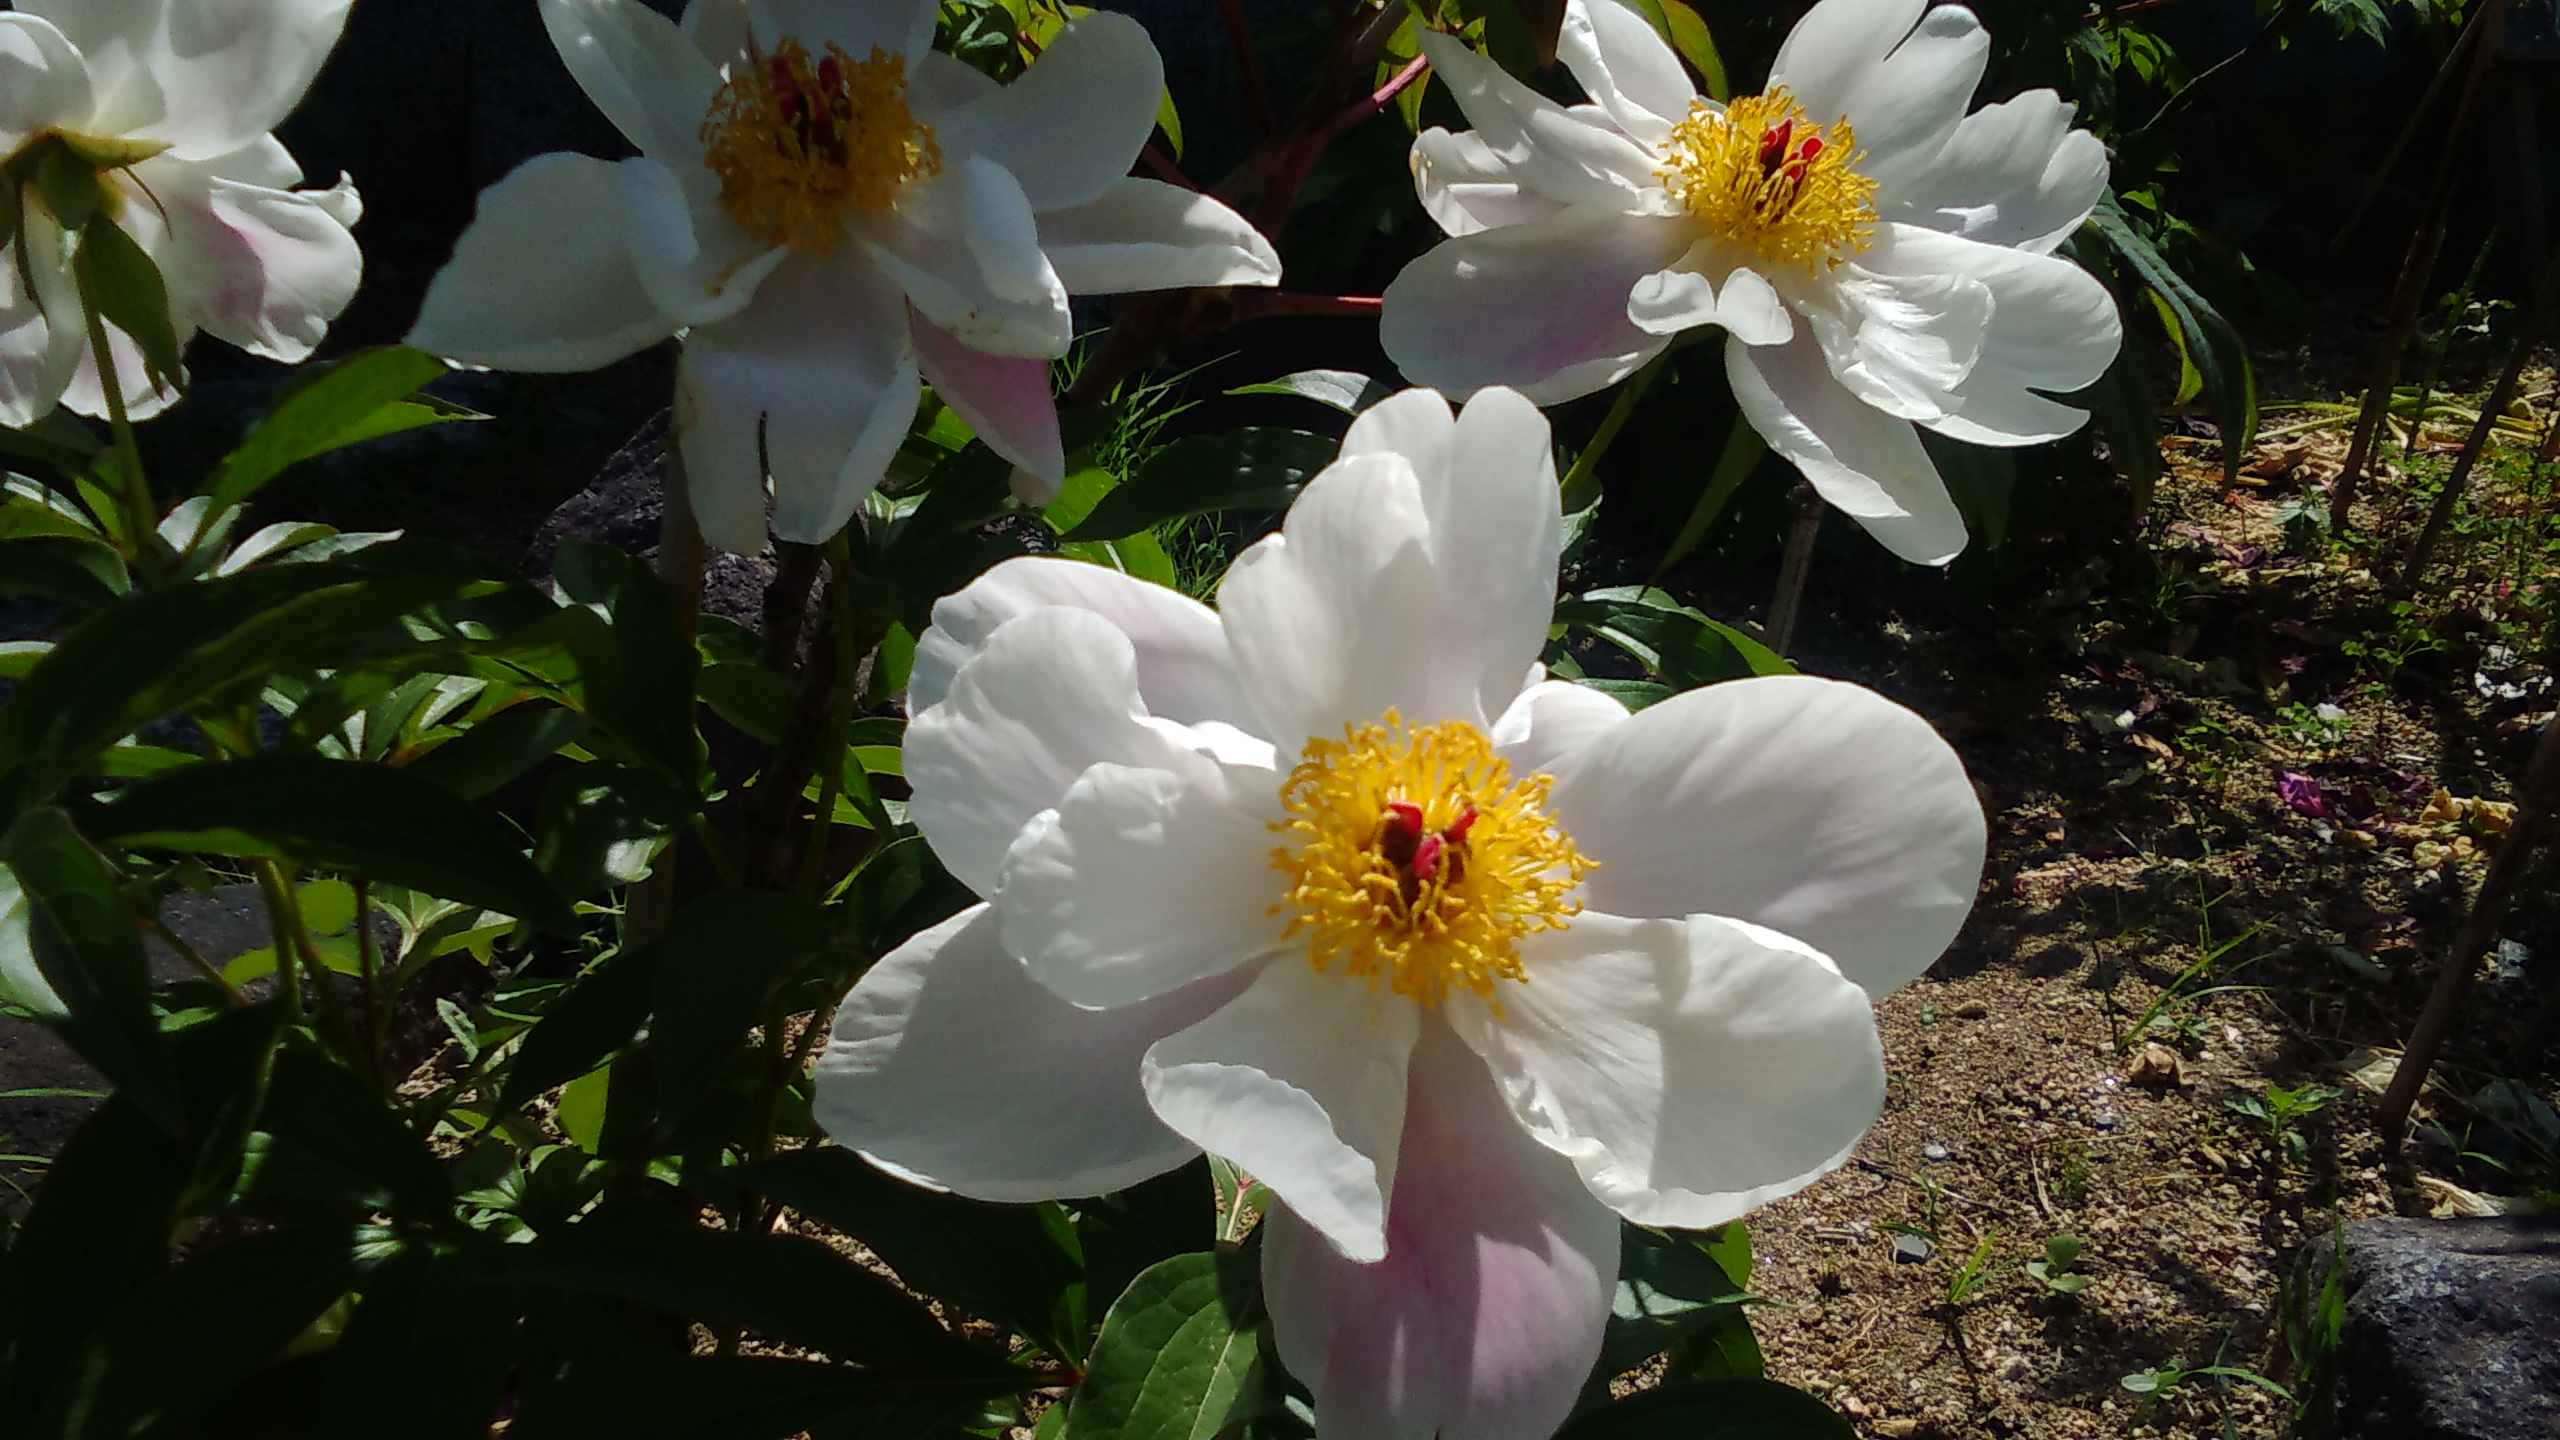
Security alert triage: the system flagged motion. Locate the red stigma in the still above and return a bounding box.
[1758,120,1793,172]
[1385,800,1425,837]
[1411,834,1446,882]
[817,53,843,94]
[1445,806,1479,843]
[1795,135,1824,162]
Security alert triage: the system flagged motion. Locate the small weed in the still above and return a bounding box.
[2224,1082,2342,1168]
[2052,1139,2095,1208]
[2340,599,2446,680]
[2024,1233,2089,1297]
[2274,700,2351,749]
[2120,1360,2295,1425]
[1946,1228,1998,1307]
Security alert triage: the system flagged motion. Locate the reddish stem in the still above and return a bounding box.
[1230,291,1384,322]
[1140,141,1197,190]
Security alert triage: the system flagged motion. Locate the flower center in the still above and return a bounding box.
[700,37,940,253]
[1269,713,1593,1008]
[1657,88,1876,270]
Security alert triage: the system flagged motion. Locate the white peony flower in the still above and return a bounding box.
[814,386,1987,1437]
[407,0,1282,551]
[0,0,363,427]
[1380,0,2123,565]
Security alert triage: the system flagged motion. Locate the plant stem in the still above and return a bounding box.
[2394,238,2560,597]
[629,440,704,944]
[1764,484,1826,656]
[146,915,244,1006]
[1653,417,1765,579]
[1559,351,1670,514]
[797,531,863,902]
[70,250,164,570]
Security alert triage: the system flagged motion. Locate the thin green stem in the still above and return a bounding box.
[689,811,743,890]
[250,860,307,1027]
[354,877,389,1084]
[146,915,244,1006]
[69,250,165,572]
[1652,416,1766,580]
[795,530,863,902]
[1558,351,1670,514]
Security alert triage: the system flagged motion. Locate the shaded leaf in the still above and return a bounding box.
[1065,1250,1271,1440]
[1061,429,1335,542]
[649,890,835,1131]
[206,347,476,515]
[3,806,178,1131]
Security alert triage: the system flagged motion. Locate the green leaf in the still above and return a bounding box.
[695,661,792,746]
[649,889,835,1131]
[0,564,469,812]
[4,1098,191,1399]
[530,759,691,900]
[85,754,577,933]
[258,1047,451,1222]
[736,1148,1084,1361]
[506,1354,1017,1440]
[2085,195,2256,481]
[205,347,477,515]
[514,1223,1002,1374]
[1076,1158,1217,1326]
[1061,429,1336,542]
[1587,1226,1759,1394]
[1656,0,1729,99]
[551,540,703,782]
[405,703,590,799]
[2,807,179,1132]
[0,856,62,1018]
[495,945,659,1115]
[1064,1250,1271,1440]
[1557,1378,1856,1440]
[1554,587,1792,689]
[77,215,186,396]
[315,1243,522,1440]
[1920,433,2014,552]
[0,536,125,609]
[1224,370,1393,415]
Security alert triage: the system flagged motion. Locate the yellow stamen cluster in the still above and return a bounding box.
[700,38,939,253]
[1657,88,1877,271]
[1270,713,1593,1008]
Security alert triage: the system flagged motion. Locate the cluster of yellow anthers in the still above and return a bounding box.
[701,37,940,253]
[1271,713,1594,1009]
[1657,87,1877,271]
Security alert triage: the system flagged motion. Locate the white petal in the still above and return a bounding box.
[1215,454,1439,750]
[757,0,936,64]
[1414,29,1665,211]
[1627,245,1792,345]
[1866,226,2121,446]
[1034,179,1282,294]
[540,0,723,161]
[409,153,676,373]
[996,760,1286,1008]
[131,156,359,364]
[0,14,93,151]
[197,133,304,188]
[1798,229,1996,423]
[1264,1023,1617,1440]
[910,313,1062,489]
[1545,674,1985,998]
[678,245,919,547]
[908,556,1255,728]
[613,159,786,326]
[814,904,1245,1201]
[908,50,999,114]
[0,215,83,429]
[960,155,1053,304]
[1727,330,1967,565]
[864,169,1071,358]
[1420,388,1563,727]
[1143,959,1420,1262]
[1770,0,1986,195]
[1411,127,1570,238]
[1490,679,1629,777]
[930,12,1162,212]
[1381,207,1688,404]
[34,0,351,159]
[905,605,1221,897]
[1450,911,1884,1227]
[1881,90,2108,254]
[1557,0,1696,148]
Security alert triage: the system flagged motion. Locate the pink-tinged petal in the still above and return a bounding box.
[1880,90,2109,255]
[1033,179,1281,294]
[863,168,1071,359]
[1725,330,1967,565]
[1556,0,1696,148]
[906,606,1229,897]
[1449,912,1885,1228]
[908,556,1256,729]
[0,207,84,429]
[33,0,351,159]
[540,0,723,163]
[1545,674,1985,999]
[1214,454,1439,750]
[909,312,1064,496]
[1382,208,1689,405]
[814,904,1248,1201]
[1491,679,1630,777]
[0,14,93,151]
[1263,1023,1618,1440]
[676,245,920,550]
[130,155,359,365]
[1144,959,1421,1262]
[409,153,676,375]
[1411,127,1570,238]
[996,757,1285,1008]
[930,12,1162,211]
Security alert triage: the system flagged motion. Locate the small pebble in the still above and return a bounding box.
[1954,1000,1990,1019]
[1923,1142,1952,1162]
[1875,1420,1920,1439]
[1996,1354,2031,1382]
[2093,1107,2119,1130]
[1893,1233,1932,1264]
